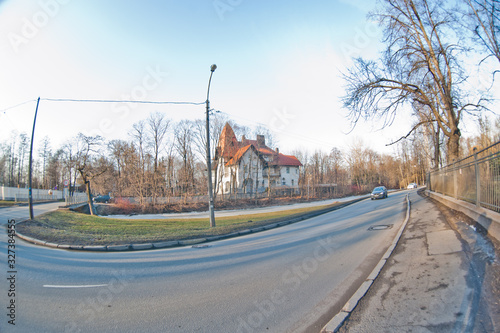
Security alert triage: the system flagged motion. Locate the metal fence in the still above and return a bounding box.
[427,141,500,212]
[65,193,89,205]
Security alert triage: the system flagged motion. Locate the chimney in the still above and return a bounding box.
[257,135,265,147]
[276,147,279,154]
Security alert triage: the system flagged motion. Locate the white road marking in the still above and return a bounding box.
[43,284,108,288]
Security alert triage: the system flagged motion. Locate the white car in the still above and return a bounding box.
[407,183,417,189]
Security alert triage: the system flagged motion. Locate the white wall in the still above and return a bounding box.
[280,166,300,187]
[0,186,85,202]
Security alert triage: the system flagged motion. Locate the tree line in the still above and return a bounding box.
[1,112,498,206]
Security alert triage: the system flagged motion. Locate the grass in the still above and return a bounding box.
[0,200,18,207]
[17,201,354,246]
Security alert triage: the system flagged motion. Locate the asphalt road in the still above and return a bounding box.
[108,195,369,220]
[0,192,407,333]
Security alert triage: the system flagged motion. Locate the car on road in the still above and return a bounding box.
[371,186,388,200]
[93,194,112,203]
[407,183,418,189]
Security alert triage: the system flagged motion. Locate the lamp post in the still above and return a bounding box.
[206,64,217,227]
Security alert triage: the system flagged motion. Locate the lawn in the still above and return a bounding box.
[16,200,355,246]
[0,200,18,207]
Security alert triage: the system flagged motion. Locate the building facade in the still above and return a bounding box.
[213,123,302,196]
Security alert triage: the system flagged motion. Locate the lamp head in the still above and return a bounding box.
[210,64,217,72]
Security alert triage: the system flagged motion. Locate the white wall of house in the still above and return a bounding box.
[217,157,300,195]
[279,166,300,187]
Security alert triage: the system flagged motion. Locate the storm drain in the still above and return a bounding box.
[368,224,393,231]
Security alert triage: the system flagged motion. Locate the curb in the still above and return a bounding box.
[14,197,369,252]
[321,194,411,333]
[426,190,500,243]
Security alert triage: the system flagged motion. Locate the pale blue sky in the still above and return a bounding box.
[1,0,488,158]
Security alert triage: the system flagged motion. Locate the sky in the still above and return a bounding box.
[0,0,497,160]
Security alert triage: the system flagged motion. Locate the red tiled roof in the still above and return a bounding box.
[226,145,252,166]
[256,146,276,156]
[273,153,303,167]
[218,123,302,167]
[219,123,239,158]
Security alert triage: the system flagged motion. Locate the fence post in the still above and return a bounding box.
[453,160,458,199]
[441,169,445,195]
[473,148,480,208]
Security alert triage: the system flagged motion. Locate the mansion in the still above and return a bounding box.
[213,123,302,195]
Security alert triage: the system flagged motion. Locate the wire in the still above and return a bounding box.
[0,99,37,113]
[40,98,205,106]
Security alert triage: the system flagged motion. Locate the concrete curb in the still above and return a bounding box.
[426,190,500,243]
[321,194,411,333]
[14,197,369,252]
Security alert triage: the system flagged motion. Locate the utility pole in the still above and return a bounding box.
[206,64,217,227]
[28,97,41,220]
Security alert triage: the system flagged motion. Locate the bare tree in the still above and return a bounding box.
[147,112,170,173]
[465,0,500,65]
[253,125,279,150]
[192,113,228,198]
[174,120,196,195]
[342,0,482,162]
[38,136,52,189]
[0,144,6,185]
[61,141,78,196]
[147,112,170,203]
[16,133,29,186]
[74,133,106,215]
[130,120,148,204]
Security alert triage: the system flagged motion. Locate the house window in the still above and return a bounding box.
[282,178,286,185]
[286,167,290,174]
[292,179,294,186]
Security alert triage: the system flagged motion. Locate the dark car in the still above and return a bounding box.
[93,194,112,203]
[371,186,388,200]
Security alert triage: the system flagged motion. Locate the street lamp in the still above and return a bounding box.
[206,64,217,227]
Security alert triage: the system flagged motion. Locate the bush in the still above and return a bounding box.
[113,197,138,215]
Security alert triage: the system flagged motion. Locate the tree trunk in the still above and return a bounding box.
[85,180,96,216]
[447,128,461,163]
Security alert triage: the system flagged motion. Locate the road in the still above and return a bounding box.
[106,195,369,220]
[0,192,408,333]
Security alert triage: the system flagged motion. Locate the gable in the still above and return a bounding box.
[218,123,240,158]
[226,145,267,166]
[217,123,302,167]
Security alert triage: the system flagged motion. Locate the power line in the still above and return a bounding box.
[0,99,37,113]
[40,98,205,106]
[0,97,205,114]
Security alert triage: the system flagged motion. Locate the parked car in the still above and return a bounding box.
[93,194,112,203]
[371,186,388,200]
[407,183,418,189]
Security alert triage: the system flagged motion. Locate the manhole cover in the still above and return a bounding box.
[368,224,393,231]
[192,244,211,248]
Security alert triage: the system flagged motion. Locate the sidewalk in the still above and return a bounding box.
[334,191,499,332]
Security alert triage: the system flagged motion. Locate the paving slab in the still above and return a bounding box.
[427,229,462,255]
